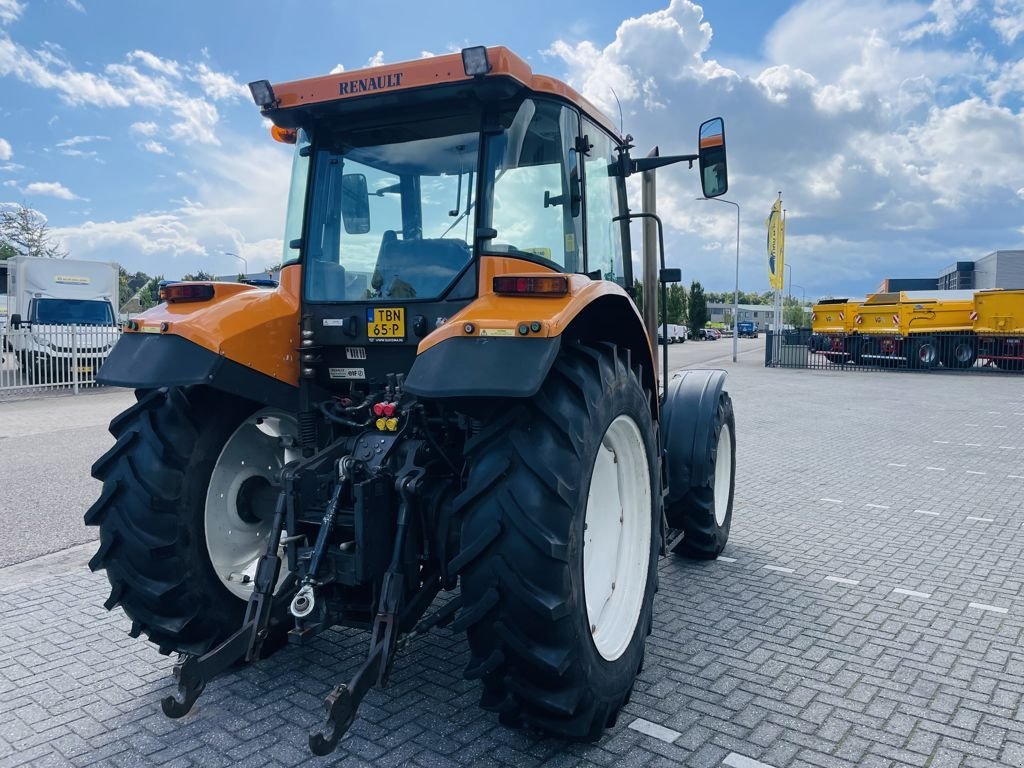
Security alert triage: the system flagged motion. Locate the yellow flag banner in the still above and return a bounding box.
[766,196,785,290]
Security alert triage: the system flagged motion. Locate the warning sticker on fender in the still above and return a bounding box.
[328,367,365,380]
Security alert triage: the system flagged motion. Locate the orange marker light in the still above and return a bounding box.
[271,125,297,144]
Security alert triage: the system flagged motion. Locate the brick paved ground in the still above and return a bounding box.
[2,362,1024,767]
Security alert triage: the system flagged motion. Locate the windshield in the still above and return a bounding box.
[305,117,479,302]
[32,298,114,325]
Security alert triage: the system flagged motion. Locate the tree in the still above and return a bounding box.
[689,280,709,332]
[664,283,686,324]
[0,205,68,259]
[182,270,216,281]
[142,276,164,309]
[784,301,808,328]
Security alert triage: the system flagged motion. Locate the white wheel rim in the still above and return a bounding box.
[205,409,299,601]
[714,423,732,527]
[583,415,651,662]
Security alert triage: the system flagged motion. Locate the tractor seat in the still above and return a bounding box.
[372,230,471,299]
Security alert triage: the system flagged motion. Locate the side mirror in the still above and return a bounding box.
[10,313,22,329]
[341,173,371,234]
[698,117,728,198]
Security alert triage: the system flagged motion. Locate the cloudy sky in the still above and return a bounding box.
[0,0,1022,297]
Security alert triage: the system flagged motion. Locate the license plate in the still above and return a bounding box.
[77,366,93,374]
[367,307,404,342]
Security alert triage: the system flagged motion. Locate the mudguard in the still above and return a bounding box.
[404,335,561,398]
[97,332,298,411]
[661,368,728,502]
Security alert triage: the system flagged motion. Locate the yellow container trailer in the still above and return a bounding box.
[809,298,861,361]
[972,289,1024,370]
[851,291,976,368]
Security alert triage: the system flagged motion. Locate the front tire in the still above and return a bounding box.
[453,344,659,740]
[669,392,735,558]
[85,387,294,656]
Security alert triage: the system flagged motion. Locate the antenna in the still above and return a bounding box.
[610,87,624,137]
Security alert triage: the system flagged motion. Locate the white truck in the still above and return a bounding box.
[3,256,120,377]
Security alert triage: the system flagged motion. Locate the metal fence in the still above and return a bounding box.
[766,329,1024,374]
[0,324,121,396]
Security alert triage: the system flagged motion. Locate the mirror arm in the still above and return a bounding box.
[631,154,699,174]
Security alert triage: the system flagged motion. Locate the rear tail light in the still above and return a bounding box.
[164,283,216,303]
[492,275,569,296]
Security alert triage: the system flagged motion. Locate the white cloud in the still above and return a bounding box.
[0,137,10,160]
[127,50,181,79]
[903,0,978,41]
[140,140,170,155]
[191,62,247,101]
[989,58,1024,104]
[168,98,220,144]
[23,181,79,200]
[992,0,1024,43]
[329,63,345,74]
[54,138,293,275]
[0,37,222,145]
[366,51,385,68]
[66,0,85,13]
[130,121,159,136]
[548,0,1024,295]
[56,134,109,147]
[0,0,24,25]
[60,148,99,159]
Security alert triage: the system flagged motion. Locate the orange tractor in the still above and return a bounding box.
[86,46,736,754]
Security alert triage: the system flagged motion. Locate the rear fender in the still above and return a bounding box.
[98,332,298,411]
[405,289,655,405]
[662,369,727,502]
[121,265,301,387]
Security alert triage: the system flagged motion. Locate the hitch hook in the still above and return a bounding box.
[161,658,205,718]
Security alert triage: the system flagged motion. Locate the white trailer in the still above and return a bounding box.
[4,256,120,377]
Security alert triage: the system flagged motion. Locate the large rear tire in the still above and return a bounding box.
[85,387,295,656]
[453,343,659,740]
[669,392,735,559]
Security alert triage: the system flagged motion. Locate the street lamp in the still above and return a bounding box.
[224,251,247,277]
[696,196,740,363]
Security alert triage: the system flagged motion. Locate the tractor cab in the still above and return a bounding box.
[256,47,638,390]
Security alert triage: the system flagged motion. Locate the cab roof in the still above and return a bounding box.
[259,46,620,139]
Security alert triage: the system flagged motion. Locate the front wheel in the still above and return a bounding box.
[454,343,659,740]
[668,391,735,558]
[85,387,297,656]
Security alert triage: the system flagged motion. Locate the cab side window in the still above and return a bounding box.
[583,124,625,287]
[487,100,583,272]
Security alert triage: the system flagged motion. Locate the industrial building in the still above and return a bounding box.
[707,303,776,328]
[878,250,1024,292]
